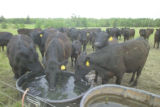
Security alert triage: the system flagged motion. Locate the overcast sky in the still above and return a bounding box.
[0,0,159,19]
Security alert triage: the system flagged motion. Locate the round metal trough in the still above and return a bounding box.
[16,72,91,107]
[80,84,160,107]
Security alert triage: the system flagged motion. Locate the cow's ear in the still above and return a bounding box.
[84,57,90,67]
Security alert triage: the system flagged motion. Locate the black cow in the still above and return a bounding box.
[0,32,13,51]
[71,40,82,66]
[121,28,130,42]
[153,29,160,48]
[94,31,118,50]
[129,29,135,39]
[43,32,72,90]
[68,28,81,41]
[139,28,154,40]
[29,29,42,47]
[88,29,101,51]
[75,37,150,86]
[146,28,154,40]
[106,28,121,39]
[139,29,147,39]
[89,32,97,51]
[18,28,43,54]
[7,35,44,79]
[17,28,32,35]
[79,30,88,51]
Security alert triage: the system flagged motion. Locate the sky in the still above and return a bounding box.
[0,0,159,19]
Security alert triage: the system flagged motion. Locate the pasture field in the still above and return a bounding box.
[0,26,160,107]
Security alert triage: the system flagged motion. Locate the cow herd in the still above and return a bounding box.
[0,27,157,90]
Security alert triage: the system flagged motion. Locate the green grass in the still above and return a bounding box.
[0,26,160,106]
[0,24,35,35]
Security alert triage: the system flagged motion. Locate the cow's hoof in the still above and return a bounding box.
[130,83,137,87]
[129,80,133,84]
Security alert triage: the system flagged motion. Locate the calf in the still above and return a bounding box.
[7,35,43,79]
[75,37,150,86]
[71,40,82,66]
[43,32,72,90]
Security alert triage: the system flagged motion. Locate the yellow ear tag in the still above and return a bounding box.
[109,37,113,41]
[61,65,66,70]
[86,61,90,67]
[40,34,43,37]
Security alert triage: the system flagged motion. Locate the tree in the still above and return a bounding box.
[26,16,30,24]
[0,16,5,23]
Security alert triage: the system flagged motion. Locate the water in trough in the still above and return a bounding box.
[21,72,90,100]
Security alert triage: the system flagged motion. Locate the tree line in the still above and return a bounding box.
[0,16,160,29]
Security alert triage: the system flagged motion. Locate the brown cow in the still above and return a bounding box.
[43,31,72,90]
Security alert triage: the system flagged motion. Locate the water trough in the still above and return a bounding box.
[16,71,91,107]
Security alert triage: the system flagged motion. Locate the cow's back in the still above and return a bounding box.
[122,37,150,72]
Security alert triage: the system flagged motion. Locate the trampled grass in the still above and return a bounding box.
[0,26,160,106]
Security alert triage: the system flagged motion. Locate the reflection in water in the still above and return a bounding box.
[22,73,90,100]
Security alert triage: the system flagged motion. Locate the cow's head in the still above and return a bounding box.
[94,32,111,49]
[75,52,92,82]
[45,60,67,91]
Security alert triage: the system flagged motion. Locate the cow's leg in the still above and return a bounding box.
[83,43,86,52]
[115,74,123,85]
[2,46,4,51]
[71,56,74,67]
[94,71,98,83]
[92,43,94,51]
[153,40,156,48]
[157,41,160,49]
[129,72,136,84]
[119,35,121,40]
[74,55,78,65]
[12,68,19,79]
[132,68,142,86]
[102,77,109,84]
